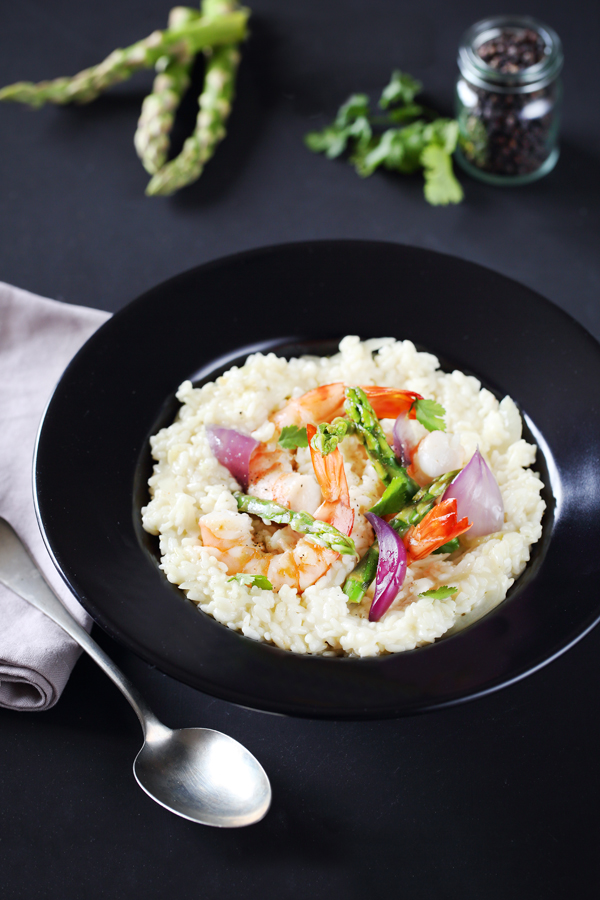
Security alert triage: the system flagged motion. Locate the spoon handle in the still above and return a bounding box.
[0,517,164,737]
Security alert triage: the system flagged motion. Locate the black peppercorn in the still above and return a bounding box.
[455,16,563,184]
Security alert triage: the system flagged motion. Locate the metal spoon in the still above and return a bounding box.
[0,517,271,827]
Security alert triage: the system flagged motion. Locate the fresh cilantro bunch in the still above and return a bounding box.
[304,70,463,206]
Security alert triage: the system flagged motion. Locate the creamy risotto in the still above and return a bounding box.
[141,337,545,657]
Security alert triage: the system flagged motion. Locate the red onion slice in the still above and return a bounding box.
[365,513,408,622]
[443,447,504,538]
[392,413,414,467]
[206,425,259,491]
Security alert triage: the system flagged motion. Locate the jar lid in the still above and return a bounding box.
[458,15,563,93]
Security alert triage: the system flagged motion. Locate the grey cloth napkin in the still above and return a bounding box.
[0,282,110,710]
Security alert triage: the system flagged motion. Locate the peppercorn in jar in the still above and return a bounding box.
[455,16,563,184]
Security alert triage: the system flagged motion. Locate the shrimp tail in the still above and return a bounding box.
[307,423,354,537]
[403,497,471,561]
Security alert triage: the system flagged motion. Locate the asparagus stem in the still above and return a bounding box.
[368,471,419,516]
[344,386,410,486]
[342,470,459,603]
[134,7,201,176]
[433,537,461,555]
[234,492,356,556]
[342,546,379,603]
[0,9,249,108]
[145,0,242,196]
[388,469,458,538]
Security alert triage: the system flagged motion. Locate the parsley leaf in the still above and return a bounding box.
[379,70,422,109]
[304,94,372,159]
[413,398,447,432]
[352,123,426,177]
[335,93,371,127]
[228,574,274,590]
[418,586,458,600]
[422,144,464,206]
[423,118,460,154]
[278,425,309,449]
[304,70,463,206]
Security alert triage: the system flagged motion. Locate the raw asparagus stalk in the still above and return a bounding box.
[343,470,459,603]
[145,0,242,196]
[234,492,356,556]
[134,6,201,176]
[0,9,249,108]
[344,386,413,486]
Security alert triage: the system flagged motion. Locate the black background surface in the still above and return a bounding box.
[1,1,599,898]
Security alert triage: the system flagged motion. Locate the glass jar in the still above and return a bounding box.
[454,15,563,185]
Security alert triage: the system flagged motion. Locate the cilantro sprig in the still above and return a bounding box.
[418,586,458,600]
[304,70,463,206]
[278,425,308,450]
[413,398,446,432]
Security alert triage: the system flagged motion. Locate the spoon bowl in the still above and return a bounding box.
[0,516,271,827]
[134,724,271,827]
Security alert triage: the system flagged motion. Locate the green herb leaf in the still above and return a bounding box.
[423,118,460,154]
[421,145,464,206]
[418,585,458,600]
[228,573,274,590]
[413,398,447,432]
[278,425,309,449]
[379,70,422,109]
[304,125,352,159]
[303,70,464,207]
[304,94,372,160]
[384,103,425,124]
[304,115,372,161]
[334,93,370,127]
[459,115,488,166]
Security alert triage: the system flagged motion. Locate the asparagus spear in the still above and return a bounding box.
[145,0,242,196]
[388,469,458,538]
[310,418,356,455]
[234,492,356,556]
[0,9,249,108]
[134,6,201,176]
[344,386,413,486]
[343,470,459,603]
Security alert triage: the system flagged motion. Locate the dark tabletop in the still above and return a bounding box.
[1,1,599,898]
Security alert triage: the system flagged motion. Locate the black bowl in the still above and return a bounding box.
[34,241,600,719]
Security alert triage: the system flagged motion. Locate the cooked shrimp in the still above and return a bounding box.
[272,382,347,428]
[199,421,355,592]
[306,422,354,536]
[247,443,322,515]
[272,383,423,428]
[199,509,341,592]
[411,431,464,483]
